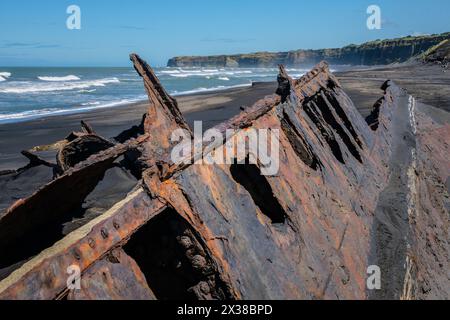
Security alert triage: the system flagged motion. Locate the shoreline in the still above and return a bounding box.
[0,65,373,126]
[1,62,449,171]
[0,65,380,126]
[0,82,277,170]
[0,82,256,125]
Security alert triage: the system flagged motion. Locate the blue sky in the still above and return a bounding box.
[0,0,449,67]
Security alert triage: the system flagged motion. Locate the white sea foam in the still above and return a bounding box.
[0,96,146,123]
[38,75,80,82]
[170,74,190,78]
[164,68,257,78]
[286,68,307,72]
[172,83,252,96]
[81,101,101,106]
[0,66,317,124]
[0,72,12,82]
[180,69,202,73]
[158,67,314,81]
[159,70,181,74]
[234,70,253,74]
[0,78,120,94]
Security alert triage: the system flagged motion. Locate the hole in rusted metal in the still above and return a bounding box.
[303,99,345,164]
[123,207,231,300]
[280,111,321,170]
[314,93,362,163]
[230,159,287,224]
[366,97,384,131]
[323,90,363,148]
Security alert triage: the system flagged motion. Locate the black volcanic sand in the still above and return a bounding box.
[336,63,450,117]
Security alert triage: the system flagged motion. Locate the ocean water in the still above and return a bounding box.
[0,66,310,124]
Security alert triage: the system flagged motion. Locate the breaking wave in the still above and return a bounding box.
[159,68,257,79]
[0,66,321,124]
[78,89,97,93]
[159,70,181,74]
[172,83,252,96]
[0,96,146,123]
[0,72,11,82]
[0,77,120,94]
[38,75,81,82]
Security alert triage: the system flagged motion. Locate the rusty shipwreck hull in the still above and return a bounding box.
[0,54,448,300]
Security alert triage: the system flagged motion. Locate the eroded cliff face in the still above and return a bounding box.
[168,33,450,67]
[421,39,450,67]
[0,55,448,300]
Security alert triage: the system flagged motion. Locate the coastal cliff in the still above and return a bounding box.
[168,32,450,67]
[421,39,450,65]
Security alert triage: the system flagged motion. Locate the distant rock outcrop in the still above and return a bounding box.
[168,32,450,67]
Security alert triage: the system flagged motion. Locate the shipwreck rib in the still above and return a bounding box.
[0,53,448,300]
[0,57,382,300]
[0,134,149,282]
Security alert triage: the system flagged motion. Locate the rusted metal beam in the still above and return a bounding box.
[0,56,374,300]
[0,188,165,299]
[0,135,149,282]
[67,248,157,300]
[2,53,446,300]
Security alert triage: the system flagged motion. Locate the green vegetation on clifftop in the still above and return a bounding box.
[168,32,450,67]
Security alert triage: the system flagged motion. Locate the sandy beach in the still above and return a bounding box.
[1,63,449,171]
[336,63,450,115]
